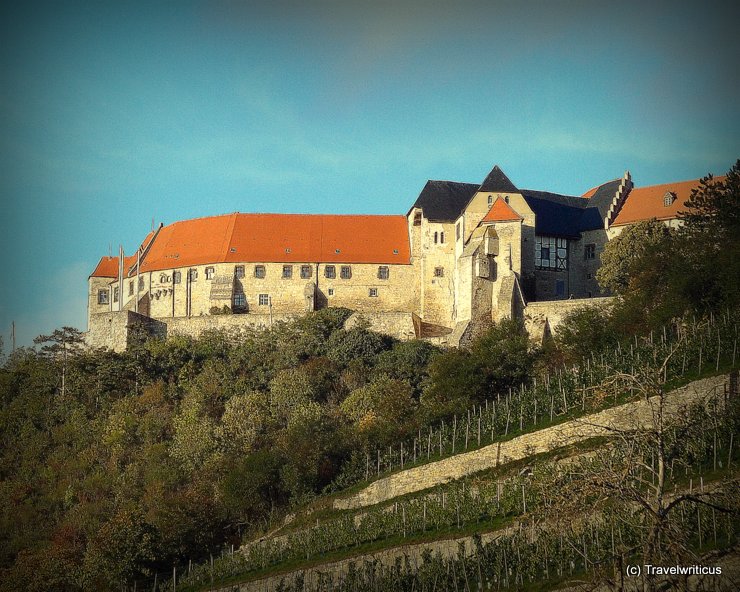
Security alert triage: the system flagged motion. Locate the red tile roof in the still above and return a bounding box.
[89,254,138,279]
[482,198,524,223]
[95,213,411,276]
[611,177,725,227]
[89,229,158,278]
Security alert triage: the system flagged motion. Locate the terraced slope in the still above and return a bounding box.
[334,374,729,509]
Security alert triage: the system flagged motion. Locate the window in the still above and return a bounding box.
[139,276,145,290]
[205,266,215,280]
[129,280,134,295]
[584,244,596,260]
[434,231,438,244]
[173,271,181,284]
[328,288,334,296]
[160,273,167,283]
[369,288,378,297]
[340,265,352,279]
[504,196,510,204]
[440,232,445,243]
[254,265,266,279]
[258,294,269,306]
[233,293,246,307]
[664,191,675,207]
[282,265,293,279]
[535,236,568,271]
[413,212,422,226]
[324,265,336,279]
[300,265,312,279]
[377,266,389,280]
[113,287,119,303]
[456,222,461,241]
[487,195,493,205]
[234,265,245,279]
[98,289,109,305]
[434,266,444,277]
[188,269,197,282]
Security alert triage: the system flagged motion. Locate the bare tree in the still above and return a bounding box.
[549,344,739,591]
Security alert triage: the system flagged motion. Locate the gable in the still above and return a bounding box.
[408,180,479,222]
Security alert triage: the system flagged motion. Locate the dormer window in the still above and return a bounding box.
[663,191,676,207]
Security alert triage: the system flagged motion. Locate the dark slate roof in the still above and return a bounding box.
[479,165,519,193]
[520,190,603,239]
[585,179,621,219]
[408,180,480,222]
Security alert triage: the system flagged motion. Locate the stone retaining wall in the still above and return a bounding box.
[344,311,419,340]
[524,296,613,340]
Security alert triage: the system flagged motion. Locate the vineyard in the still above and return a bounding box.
[329,312,739,493]
[169,313,740,592]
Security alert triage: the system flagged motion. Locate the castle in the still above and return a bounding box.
[86,164,707,350]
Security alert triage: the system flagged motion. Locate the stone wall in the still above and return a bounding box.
[164,313,297,338]
[344,311,419,340]
[569,228,610,298]
[524,296,614,338]
[86,310,166,352]
[408,211,456,328]
[141,261,416,319]
[222,529,507,592]
[334,374,728,510]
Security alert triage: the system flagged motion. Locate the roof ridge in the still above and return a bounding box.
[634,175,725,190]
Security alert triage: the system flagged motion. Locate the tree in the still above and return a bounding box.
[33,327,85,398]
[372,340,440,396]
[677,162,740,312]
[596,220,671,295]
[341,376,417,446]
[217,391,268,456]
[553,347,738,591]
[555,305,615,362]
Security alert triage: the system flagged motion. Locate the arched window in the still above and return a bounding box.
[434,231,438,244]
[440,232,445,243]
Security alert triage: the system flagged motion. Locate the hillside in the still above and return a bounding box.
[178,372,740,591]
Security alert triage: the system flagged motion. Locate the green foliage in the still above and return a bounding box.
[555,305,615,362]
[82,508,157,589]
[4,295,735,590]
[596,219,671,294]
[326,328,395,366]
[341,376,417,446]
[601,161,740,330]
[371,340,439,396]
[422,318,534,418]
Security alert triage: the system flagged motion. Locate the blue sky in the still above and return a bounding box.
[1,0,738,349]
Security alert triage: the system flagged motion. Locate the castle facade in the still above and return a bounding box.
[87,164,707,349]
